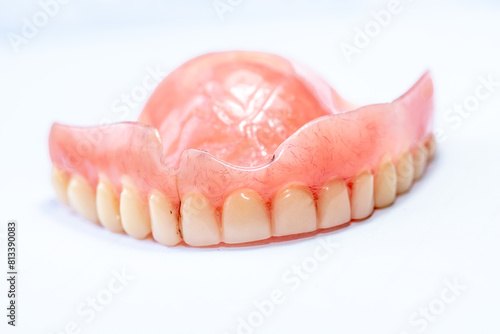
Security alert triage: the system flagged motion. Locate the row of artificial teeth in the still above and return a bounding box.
[51,135,435,247]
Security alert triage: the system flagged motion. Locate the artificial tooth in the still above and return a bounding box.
[120,179,151,239]
[96,177,123,233]
[149,191,181,246]
[412,144,428,180]
[67,174,98,223]
[222,189,271,244]
[180,192,220,246]
[51,167,69,205]
[351,171,374,220]
[396,150,414,194]
[374,161,397,208]
[272,184,316,236]
[317,179,351,229]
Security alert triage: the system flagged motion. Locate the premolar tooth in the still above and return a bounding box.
[96,177,123,233]
[317,179,350,229]
[222,189,271,244]
[425,134,436,161]
[67,174,98,223]
[351,172,374,219]
[374,161,397,208]
[51,167,69,205]
[180,192,220,246]
[396,150,414,194]
[120,179,151,239]
[272,184,316,236]
[412,144,428,180]
[149,191,181,246]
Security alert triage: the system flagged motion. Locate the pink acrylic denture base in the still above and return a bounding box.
[49,71,433,213]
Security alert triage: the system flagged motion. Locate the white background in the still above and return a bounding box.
[1,0,499,333]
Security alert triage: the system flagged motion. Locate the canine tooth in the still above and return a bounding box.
[120,181,151,239]
[396,150,414,194]
[67,174,98,223]
[222,189,271,244]
[149,191,181,246]
[181,192,220,246]
[317,179,350,229]
[272,184,316,236]
[374,161,397,208]
[96,178,123,233]
[425,134,436,161]
[412,144,428,180]
[351,172,374,219]
[51,167,69,205]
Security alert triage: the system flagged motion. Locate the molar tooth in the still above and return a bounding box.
[272,184,316,236]
[96,177,123,233]
[120,179,151,239]
[67,174,98,223]
[425,134,436,161]
[396,150,414,194]
[351,172,374,220]
[412,144,428,180]
[149,191,181,246]
[317,179,351,229]
[51,167,69,205]
[222,189,271,244]
[374,161,397,208]
[180,192,220,246]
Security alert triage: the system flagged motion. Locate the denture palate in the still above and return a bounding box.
[49,51,435,247]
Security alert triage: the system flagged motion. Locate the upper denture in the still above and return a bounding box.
[49,51,435,247]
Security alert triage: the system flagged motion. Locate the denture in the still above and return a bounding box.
[49,51,435,247]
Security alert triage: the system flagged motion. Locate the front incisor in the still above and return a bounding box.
[181,192,220,246]
[96,178,123,233]
[374,161,397,208]
[222,189,271,244]
[149,191,181,246]
[317,179,351,229]
[67,174,98,223]
[396,150,414,194]
[120,182,151,239]
[351,172,374,220]
[51,167,70,205]
[272,184,316,236]
[412,144,428,180]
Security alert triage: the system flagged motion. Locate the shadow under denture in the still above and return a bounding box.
[50,134,436,248]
